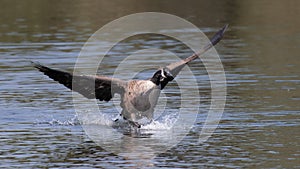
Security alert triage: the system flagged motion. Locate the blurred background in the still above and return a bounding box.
[0,0,299,168]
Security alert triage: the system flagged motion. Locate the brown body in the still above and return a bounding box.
[121,80,160,122]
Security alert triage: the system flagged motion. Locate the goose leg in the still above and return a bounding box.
[128,120,141,128]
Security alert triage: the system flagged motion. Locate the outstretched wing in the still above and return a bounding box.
[165,24,228,77]
[33,62,127,101]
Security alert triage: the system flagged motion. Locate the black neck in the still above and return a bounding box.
[150,70,161,86]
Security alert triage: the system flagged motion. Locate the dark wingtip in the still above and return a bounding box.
[31,61,49,72]
[30,60,40,67]
[210,24,229,46]
[31,61,41,69]
[221,24,229,34]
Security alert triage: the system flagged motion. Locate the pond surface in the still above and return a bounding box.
[1,0,299,168]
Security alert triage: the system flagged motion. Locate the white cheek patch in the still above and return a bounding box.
[161,69,166,78]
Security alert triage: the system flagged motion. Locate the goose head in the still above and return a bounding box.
[150,68,174,89]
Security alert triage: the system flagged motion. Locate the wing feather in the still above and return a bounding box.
[33,62,126,101]
[166,24,228,78]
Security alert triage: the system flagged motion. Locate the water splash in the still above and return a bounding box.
[142,112,178,130]
[76,109,179,131]
[35,115,80,126]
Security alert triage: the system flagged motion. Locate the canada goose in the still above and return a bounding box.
[33,25,227,128]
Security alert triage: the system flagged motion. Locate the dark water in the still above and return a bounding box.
[1,0,299,168]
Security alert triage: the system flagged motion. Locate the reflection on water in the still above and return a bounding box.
[1,0,299,168]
